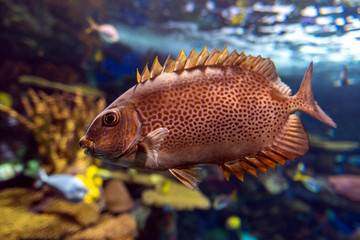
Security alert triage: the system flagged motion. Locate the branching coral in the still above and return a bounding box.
[0,88,105,173]
[0,206,81,240]
[0,188,81,239]
[66,213,137,240]
[42,198,100,226]
[141,179,211,210]
[97,169,211,210]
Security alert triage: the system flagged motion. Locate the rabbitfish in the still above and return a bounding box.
[79,47,336,189]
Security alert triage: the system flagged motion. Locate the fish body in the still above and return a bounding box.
[80,47,336,189]
[213,189,238,210]
[87,17,119,43]
[36,168,88,202]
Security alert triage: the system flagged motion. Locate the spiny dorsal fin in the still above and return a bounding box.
[216,47,231,64]
[219,114,309,181]
[137,46,281,87]
[150,56,163,78]
[273,77,292,96]
[163,55,176,73]
[140,63,150,82]
[174,49,187,71]
[196,46,210,66]
[205,47,221,65]
[184,49,199,69]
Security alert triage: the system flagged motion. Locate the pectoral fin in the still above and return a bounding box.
[169,167,201,190]
[139,128,169,168]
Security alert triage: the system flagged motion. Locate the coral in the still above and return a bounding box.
[0,206,81,240]
[104,179,134,213]
[0,187,43,208]
[76,165,103,203]
[141,179,211,210]
[0,88,106,173]
[19,75,105,97]
[42,198,100,227]
[97,169,211,210]
[0,188,81,239]
[309,134,359,152]
[66,213,137,240]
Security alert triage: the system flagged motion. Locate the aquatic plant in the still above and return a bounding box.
[0,88,105,173]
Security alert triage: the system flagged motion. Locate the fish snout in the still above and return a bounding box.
[79,136,93,149]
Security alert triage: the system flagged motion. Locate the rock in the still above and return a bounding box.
[104,179,134,213]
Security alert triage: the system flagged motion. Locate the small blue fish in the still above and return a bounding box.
[35,169,88,202]
[212,189,238,210]
[293,163,321,193]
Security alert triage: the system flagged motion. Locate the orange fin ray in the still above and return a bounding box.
[219,114,309,181]
[137,46,285,86]
[169,167,201,190]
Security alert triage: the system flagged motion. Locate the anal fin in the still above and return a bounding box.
[219,114,309,181]
[169,167,201,190]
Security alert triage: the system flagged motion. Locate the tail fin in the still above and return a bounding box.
[294,62,337,128]
[86,16,99,32]
[34,168,48,189]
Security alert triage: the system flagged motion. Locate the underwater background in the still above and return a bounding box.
[0,0,360,239]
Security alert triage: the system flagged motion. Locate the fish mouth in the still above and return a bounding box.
[79,136,126,162]
[79,136,96,156]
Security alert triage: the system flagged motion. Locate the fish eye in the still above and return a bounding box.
[103,111,119,126]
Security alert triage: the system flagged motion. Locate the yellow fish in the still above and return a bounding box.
[80,47,336,189]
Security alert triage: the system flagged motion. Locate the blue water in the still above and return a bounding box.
[0,1,360,240]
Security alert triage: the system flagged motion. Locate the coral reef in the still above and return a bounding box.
[0,187,43,208]
[19,75,105,97]
[0,187,137,240]
[104,179,134,213]
[98,169,211,210]
[142,179,211,210]
[0,88,105,173]
[66,213,137,240]
[41,198,100,226]
[309,134,359,152]
[0,188,81,239]
[0,206,81,240]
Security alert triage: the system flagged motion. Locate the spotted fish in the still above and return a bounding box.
[79,47,336,189]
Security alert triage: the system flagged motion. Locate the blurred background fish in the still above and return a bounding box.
[328,174,360,202]
[86,17,120,43]
[213,189,238,210]
[35,168,89,202]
